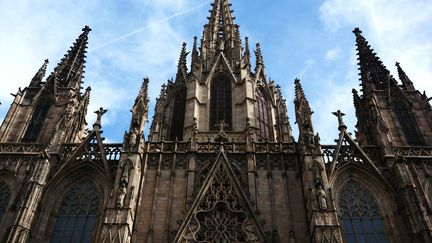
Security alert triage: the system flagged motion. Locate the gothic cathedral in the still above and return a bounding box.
[0,1,431,242]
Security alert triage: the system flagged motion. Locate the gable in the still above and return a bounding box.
[174,151,268,242]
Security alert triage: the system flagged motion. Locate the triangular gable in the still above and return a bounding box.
[51,129,113,184]
[254,65,266,83]
[204,52,238,85]
[174,150,268,242]
[328,130,380,180]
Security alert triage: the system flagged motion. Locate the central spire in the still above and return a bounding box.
[208,0,235,40]
[202,0,240,54]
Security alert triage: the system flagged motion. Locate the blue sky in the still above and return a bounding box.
[0,0,431,144]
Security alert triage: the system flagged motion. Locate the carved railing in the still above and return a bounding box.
[393,146,432,158]
[0,143,46,154]
[145,141,295,154]
[61,143,123,162]
[321,145,381,165]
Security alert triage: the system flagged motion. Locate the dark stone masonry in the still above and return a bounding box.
[0,0,431,242]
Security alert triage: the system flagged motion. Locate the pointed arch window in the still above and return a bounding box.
[256,88,273,140]
[50,180,100,243]
[210,75,232,130]
[339,179,389,243]
[393,101,424,146]
[169,86,187,141]
[0,181,11,220]
[22,98,52,142]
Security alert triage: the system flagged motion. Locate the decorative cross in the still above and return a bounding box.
[332,110,347,130]
[95,107,108,123]
[93,107,108,129]
[216,120,229,133]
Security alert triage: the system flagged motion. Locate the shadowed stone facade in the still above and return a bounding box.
[0,0,431,242]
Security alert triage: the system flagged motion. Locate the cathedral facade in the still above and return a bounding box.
[0,0,432,242]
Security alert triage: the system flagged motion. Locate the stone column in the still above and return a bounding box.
[6,149,51,243]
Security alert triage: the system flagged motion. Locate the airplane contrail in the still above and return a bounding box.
[89,1,210,52]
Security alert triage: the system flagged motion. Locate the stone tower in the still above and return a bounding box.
[0,1,431,243]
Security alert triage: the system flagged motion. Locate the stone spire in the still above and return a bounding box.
[207,0,235,41]
[178,42,188,69]
[244,36,251,67]
[255,43,264,72]
[50,25,91,89]
[396,62,415,90]
[191,36,199,65]
[294,78,314,135]
[29,59,49,87]
[176,42,189,83]
[135,77,149,108]
[202,0,237,52]
[353,28,391,92]
[294,78,309,106]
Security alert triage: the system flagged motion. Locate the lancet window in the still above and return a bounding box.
[50,180,100,243]
[169,86,187,141]
[256,88,273,140]
[210,75,232,130]
[22,98,52,142]
[0,181,11,220]
[393,101,424,145]
[339,179,389,243]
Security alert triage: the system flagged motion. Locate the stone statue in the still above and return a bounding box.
[116,183,127,209]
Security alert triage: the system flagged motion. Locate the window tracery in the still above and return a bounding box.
[170,86,187,141]
[50,179,100,243]
[339,179,389,243]
[393,101,424,146]
[0,181,11,220]
[256,88,273,140]
[23,98,52,142]
[210,75,232,131]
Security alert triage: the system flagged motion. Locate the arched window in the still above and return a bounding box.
[0,181,11,220]
[210,75,232,130]
[50,180,101,243]
[393,101,424,146]
[169,86,187,141]
[22,98,52,142]
[256,88,273,140]
[339,179,389,243]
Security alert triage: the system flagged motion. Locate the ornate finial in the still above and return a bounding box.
[93,107,108,130]
[82,25,92,33]
[353,27,362,36]
[332,110,347,131]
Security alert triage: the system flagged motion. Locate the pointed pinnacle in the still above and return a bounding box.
[294,78,308,104]
[255,43,264,69]
[53,25,91,88]
[396,62,414,90]
[353,27,390,89]
[30,59,49,87]
[192,36,199,63]
[138,77,150,102]
[178,42,188,68]
[207,0,236,41]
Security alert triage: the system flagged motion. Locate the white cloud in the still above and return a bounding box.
[325,48,341,61]
[0,0,207,141]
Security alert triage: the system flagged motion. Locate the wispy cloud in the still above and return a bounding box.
[325,48,341,61]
